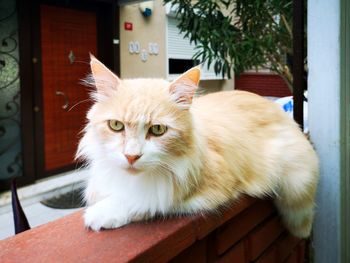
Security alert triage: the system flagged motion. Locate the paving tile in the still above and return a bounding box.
[0,212,14,228]
[0,226,14,240]
[23,203,60,217]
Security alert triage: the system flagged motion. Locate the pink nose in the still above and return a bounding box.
[125,154,142,165]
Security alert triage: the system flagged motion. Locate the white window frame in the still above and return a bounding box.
[165,3,224,81]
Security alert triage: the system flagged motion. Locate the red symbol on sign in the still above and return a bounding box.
[124,22,133,31]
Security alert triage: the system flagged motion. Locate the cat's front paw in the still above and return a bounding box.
[84,204,129,231]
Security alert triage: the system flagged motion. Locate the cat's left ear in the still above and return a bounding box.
[169,67,200,108]
[89,54,121,97]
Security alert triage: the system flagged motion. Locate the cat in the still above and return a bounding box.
[77,55,319,238]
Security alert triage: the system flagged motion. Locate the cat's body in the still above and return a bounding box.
[78,56,318,238]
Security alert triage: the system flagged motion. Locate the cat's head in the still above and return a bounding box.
[77,55,200,175]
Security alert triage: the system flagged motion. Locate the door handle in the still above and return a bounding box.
[55,90,69,110]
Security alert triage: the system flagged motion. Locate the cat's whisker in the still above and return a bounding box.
[72,60,89,65]
[68,99,92,112]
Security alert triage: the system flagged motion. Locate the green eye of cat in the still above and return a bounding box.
[108,120,124,132]
[149,124,167,136]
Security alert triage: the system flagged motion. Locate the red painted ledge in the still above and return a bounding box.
[0,196,304,263]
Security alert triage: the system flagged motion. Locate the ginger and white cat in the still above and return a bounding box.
[77,55,319,238]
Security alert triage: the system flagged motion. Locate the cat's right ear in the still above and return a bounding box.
[89,54,120,98]
[169,67,200,108]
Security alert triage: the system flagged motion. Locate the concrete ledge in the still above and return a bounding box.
[0,197,305,262]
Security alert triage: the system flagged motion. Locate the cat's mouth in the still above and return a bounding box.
[126,166,141,174]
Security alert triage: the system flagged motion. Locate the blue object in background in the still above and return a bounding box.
[283,100,293,113]
[142,8,152,17]
[274,96,308,133]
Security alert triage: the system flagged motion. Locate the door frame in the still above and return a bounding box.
[341,0,350,261]
[17,0,120,186]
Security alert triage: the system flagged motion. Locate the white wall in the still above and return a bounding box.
[119,1,167,78]
[308,1,341,262]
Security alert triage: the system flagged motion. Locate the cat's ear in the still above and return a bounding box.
[169,67,200,108]
[89,54,120,97]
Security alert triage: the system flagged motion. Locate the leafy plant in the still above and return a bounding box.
[164,0,297,91]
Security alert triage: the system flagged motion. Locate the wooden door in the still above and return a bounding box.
[40,5,97,172]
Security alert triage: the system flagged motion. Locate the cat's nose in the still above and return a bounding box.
[125,154,142,165]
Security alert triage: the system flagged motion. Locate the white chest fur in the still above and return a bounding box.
[85,161,175,216]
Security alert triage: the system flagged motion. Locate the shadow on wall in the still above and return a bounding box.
[199,80,230,95]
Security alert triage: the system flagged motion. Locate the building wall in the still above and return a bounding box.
[119,0,234,91]
[119,1,167,79]
[308,0,341,262]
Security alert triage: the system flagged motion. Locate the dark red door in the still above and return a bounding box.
[40,5,97,172]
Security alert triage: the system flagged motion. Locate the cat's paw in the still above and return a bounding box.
[84,204,129,231]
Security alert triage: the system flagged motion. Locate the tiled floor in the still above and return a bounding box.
[0,200,82,240]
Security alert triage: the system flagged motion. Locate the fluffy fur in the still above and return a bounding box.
[77,56,319,238]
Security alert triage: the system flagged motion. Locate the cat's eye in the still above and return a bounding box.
[149,124,167,136]
[108,120,124,132]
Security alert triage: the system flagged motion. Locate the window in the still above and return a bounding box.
[168,58,199,74]
[166,14,223,80]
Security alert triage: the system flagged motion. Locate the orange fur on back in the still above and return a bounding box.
[185,91,319,237]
